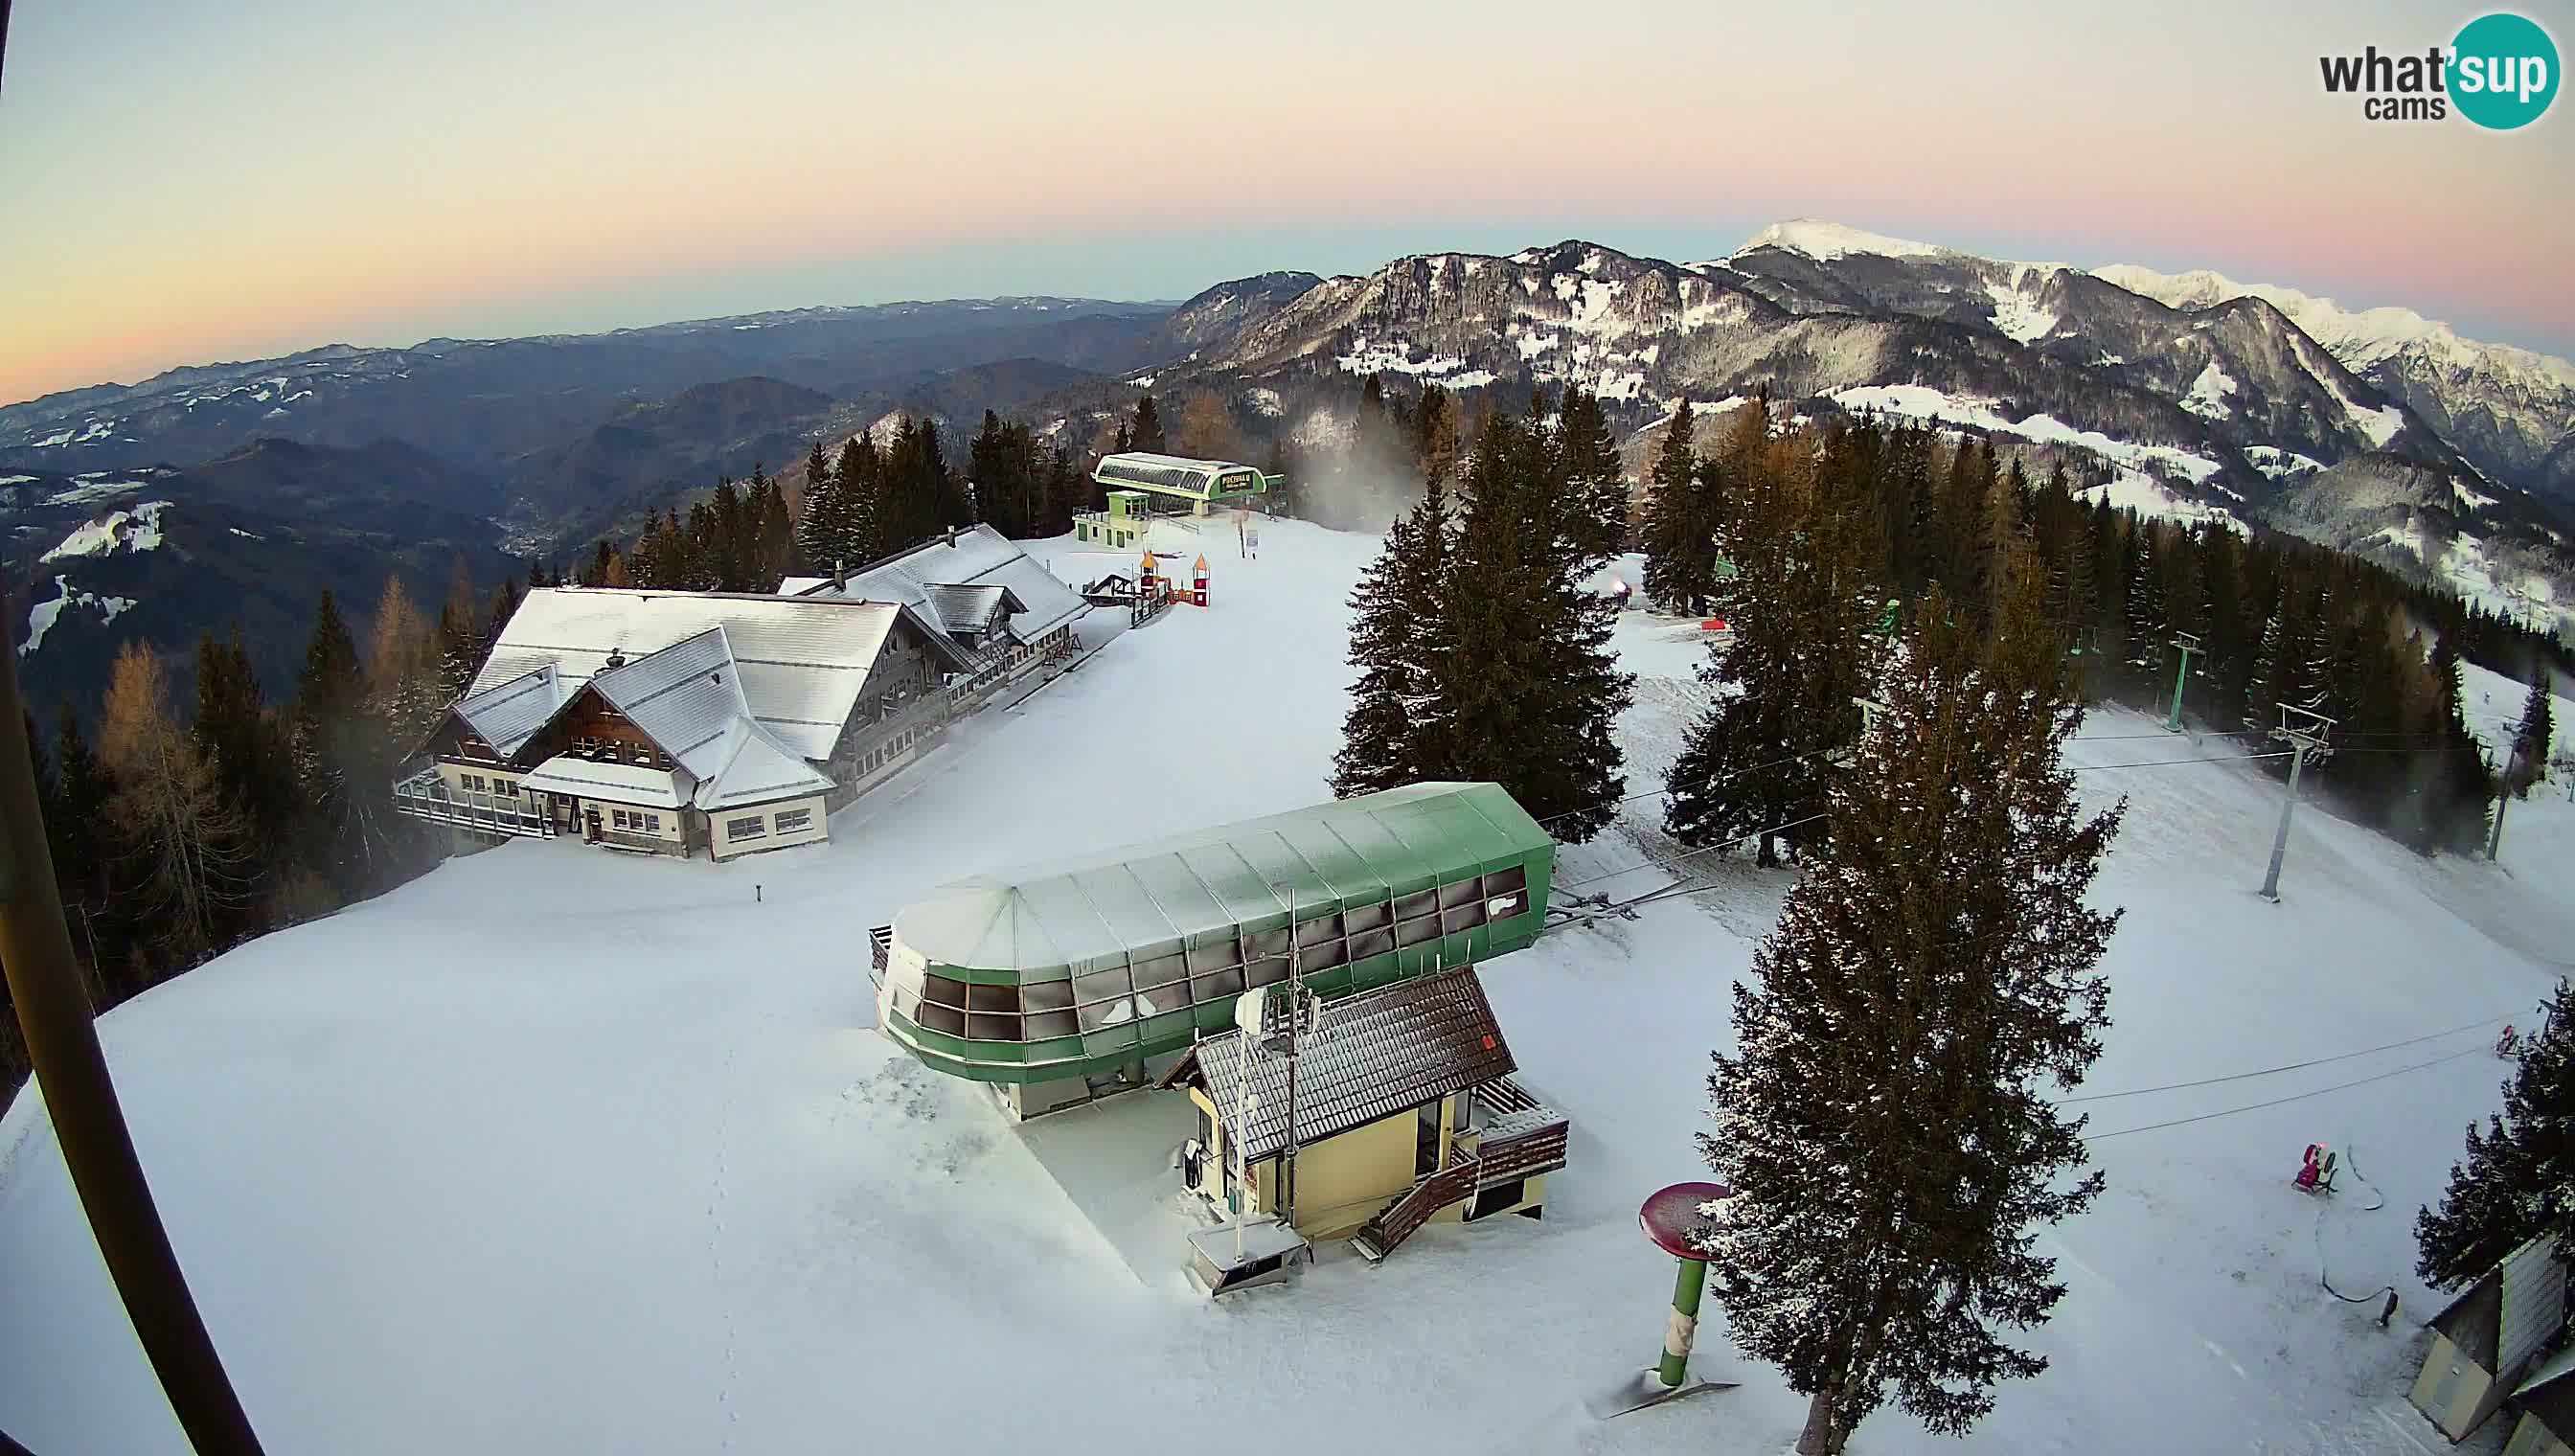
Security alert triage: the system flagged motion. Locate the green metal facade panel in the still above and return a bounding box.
[883,913,1545,1085]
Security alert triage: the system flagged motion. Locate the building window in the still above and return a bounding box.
[727,814,766,840]
[774,808,812,834]
[640,813,660,832]
[492,779,517,798]
[611,809,630,830]
[461,773,487,793]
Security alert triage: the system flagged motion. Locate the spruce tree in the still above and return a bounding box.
[193,630,296,937]
[1419,407,1632,839]
[1331,478,1450,798]
[49,702,117,956]
[2418,979,2575,1287]
[1666,416,1883,866]
[1639,402,1703,612]
[2122,527,2166,684]
[1704,580,2123,1456]
[1130,395,1166,455]
[1555,385,1628,559]
[2513,674,2556,797]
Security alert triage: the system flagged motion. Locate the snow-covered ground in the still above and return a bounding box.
[2,518,2569,1456]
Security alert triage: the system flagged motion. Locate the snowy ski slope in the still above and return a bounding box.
[0,518,2567,1455]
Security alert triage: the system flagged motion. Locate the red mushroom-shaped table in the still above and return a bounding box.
[1640,1182,1727,1389]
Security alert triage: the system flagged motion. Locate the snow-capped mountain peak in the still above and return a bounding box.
[1733,218,1950,264]
[2094,262,2575,389]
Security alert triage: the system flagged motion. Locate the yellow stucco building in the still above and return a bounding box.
[1162,965,1568,1285]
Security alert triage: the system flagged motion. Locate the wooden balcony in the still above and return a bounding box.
[1352,1079,1569,1263]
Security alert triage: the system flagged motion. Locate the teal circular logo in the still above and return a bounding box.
[2451,12,2559,129]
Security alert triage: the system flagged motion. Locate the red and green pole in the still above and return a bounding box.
[1657,1254,1708,1387]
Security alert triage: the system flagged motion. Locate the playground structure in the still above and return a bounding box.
[869,782,1556,1120]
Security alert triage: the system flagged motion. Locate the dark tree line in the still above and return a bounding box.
[4,563,525,1089]
[1649,402,2558,864]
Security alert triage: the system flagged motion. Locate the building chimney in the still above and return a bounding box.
[604,648,627,671]
[832,557,848,592]
[946,527,961,548]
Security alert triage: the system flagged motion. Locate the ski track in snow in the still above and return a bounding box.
[0,517,2564,1456]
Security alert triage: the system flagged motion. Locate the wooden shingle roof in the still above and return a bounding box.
[1165,965,1515,1163]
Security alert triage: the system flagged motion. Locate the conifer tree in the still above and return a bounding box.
[1130,395,1166,455]
[1703,581,2123,1456]
[100,642,251,973]
[49,702,118,961]
[1418,407,1632,838]
[192,630,296,930]
[1639,401,1705,613]
[2418,979,2575,1287]
[1331,478,1450,798]
[2122,527,2166,682]
[294,588,416,899]
[1666,415,1883,866]
[1555,385,1628,560]
[2512,674,2556,797]
[484,578,522,660]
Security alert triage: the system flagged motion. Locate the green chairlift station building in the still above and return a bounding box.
[871,782,1555,1119]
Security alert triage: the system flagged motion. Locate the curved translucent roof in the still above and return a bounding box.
[892,783,1547,977]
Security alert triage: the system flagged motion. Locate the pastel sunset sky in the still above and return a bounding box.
[2,0,2567,405]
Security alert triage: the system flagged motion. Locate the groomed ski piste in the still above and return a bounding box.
[4,517,2571,1455]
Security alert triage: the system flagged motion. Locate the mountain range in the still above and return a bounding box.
[6,222,2571,727]
[1121,219,2574,631]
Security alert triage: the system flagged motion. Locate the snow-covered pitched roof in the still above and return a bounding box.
[1170,966,1515,1163]
[920,582,1015,638]
[517,754,690,808]
[589,626,746,778]
[454,664,573,758]
[785,525,1086,645]
[693,718,834,810]
[472,588,906,761]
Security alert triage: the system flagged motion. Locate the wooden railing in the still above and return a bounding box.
[390,774,555,838]
[1351,1097,1570,1263]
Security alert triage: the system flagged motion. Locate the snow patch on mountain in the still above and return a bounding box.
[1242,387,1284,418]
[2288,338,2404,447]
[2180,361,2238,421]
[1737,218,1948,263]
[1984,274,2059,345]
[43,477,148,507]
[16,576,137,656]
[1334,337,1471,379]
[40,501,171,562]
[2456,481,2498,511]
[1831,385,2225,484]
[2085,470,2246,535]
[2243,446,2325,479]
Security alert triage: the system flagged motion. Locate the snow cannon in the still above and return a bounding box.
[2497,1024,2521,1058]
[1193,555,1209,608]
[2293,1143,2339,1195]
[1589,1182,1742,1418]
